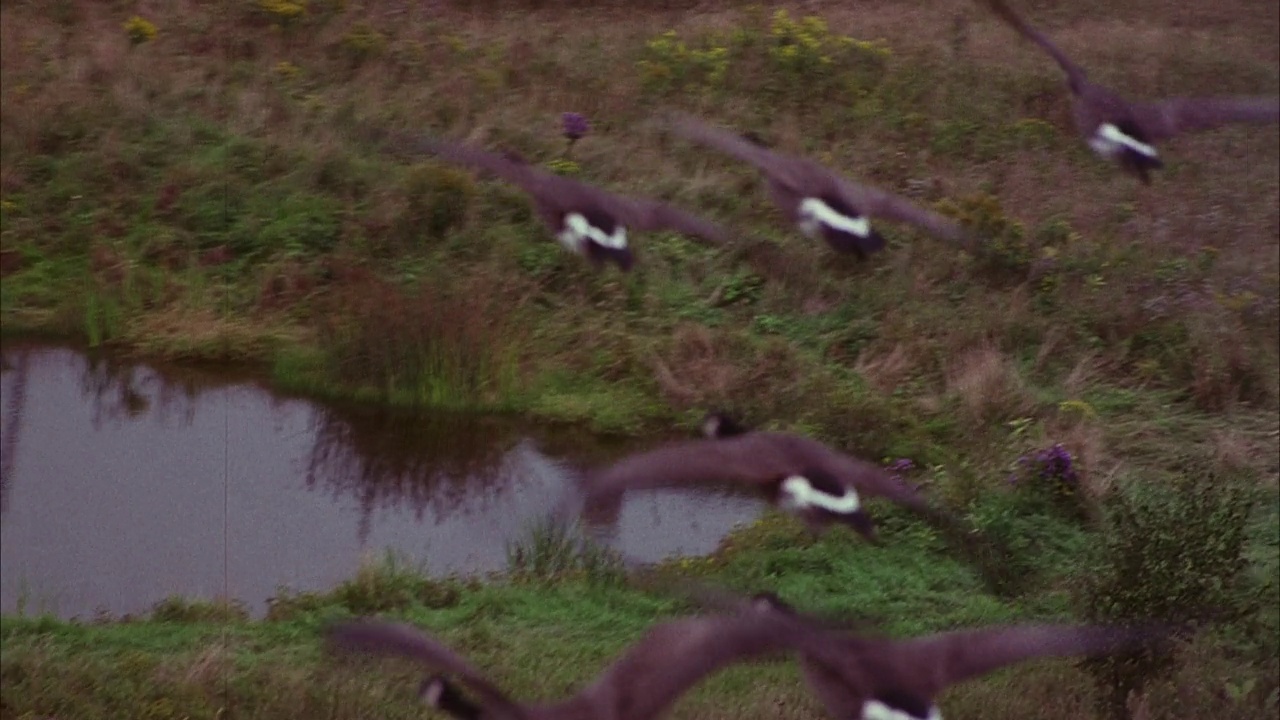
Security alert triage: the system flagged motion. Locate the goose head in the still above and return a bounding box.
[418,675,482,719]
[749,591,798,615]
[1085,121,1163,184]
[700,411,750,439]
[775,469,880,544]
[556,208,634,272]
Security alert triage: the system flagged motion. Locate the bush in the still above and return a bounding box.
[256,193,342,256]
[965,480,1091,597]
[267,553,461,619]
[1006,442,1089,521]
[936,192,1032,284]
[505,518,627,586]
[394,163,476,245]
[150,596,249,623]
[636,11,890,105]
[314,268,517,407]
[1077,456,1257,718]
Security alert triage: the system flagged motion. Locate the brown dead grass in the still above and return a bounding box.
[652,322,790,411]
[173,641,233,688]
[123,306,307,363]
[855,341,919,394]
[1051,416,1113,499]
[946,343,1035,423]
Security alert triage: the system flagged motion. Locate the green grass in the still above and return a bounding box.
[1,0,1277,717]
[4,495,1277,719]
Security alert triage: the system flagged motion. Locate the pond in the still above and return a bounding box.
[0,342,760,619]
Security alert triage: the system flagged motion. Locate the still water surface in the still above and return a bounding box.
[0,343,760,619]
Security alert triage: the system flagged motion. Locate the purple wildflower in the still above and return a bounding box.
[1031,443,1079,486]
[562,112,590,141]
[1009,443,1079,490]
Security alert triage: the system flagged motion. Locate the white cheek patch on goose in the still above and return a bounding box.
[421,679,446,707]
[701,415,722,438]
[779,476,861,514]
[1087,123,1159,160]
[862,700,943,720]
[557,212,628,254]
[798,198,872,239]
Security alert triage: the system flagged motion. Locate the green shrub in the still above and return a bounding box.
[937,192,1032,283]
[1077,456,1257,717]
[256,193,342,255]
[636,11,889,104]
[637,30,732,96]
[965,483,1091,597]
[150,596,249,623]
[395,163,476,245]
[267,553,461,620]
[506,518,627,586]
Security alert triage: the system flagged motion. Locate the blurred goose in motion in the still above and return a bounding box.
[981,0,1280,183]
[683,585,1172,720]
[662,112,973,257]
[325,608,825,720]
[568,412,954,544]
[393,134,728,271]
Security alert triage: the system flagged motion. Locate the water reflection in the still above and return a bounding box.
[305,407,544,542]
[0,347,30,515]
[0,342,761,619]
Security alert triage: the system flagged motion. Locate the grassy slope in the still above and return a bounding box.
[3,504,1277,719]
[1,0,1278,718]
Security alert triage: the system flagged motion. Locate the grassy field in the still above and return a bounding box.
[1,0,1278,718]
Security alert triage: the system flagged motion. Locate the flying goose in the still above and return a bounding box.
[981,0,1280,183]
[684,587,1170,720]
[571,418,951,544]
[325,610,824,720]
[393,134,728,271]
[662,113,972,257]
[691,411,1016,588]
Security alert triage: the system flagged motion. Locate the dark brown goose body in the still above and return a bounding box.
[664,113,971,255]
[576,429,944,542]
[394,135,728,270]
[326,611,824,720]
[983,0,1280,183]
[686,589,1168,720]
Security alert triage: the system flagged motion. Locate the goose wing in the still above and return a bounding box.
[610,196,730,245]
[767,433,983,546]
[578,612,820,720]
[664,113,822,194]
[393,134,548,190]
[326,620,525,715]
[896,622,1167,695]
[833,179,970,244]
[580,437,789,501]
[1130,95,1280,141]
[982,0,1089,89]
